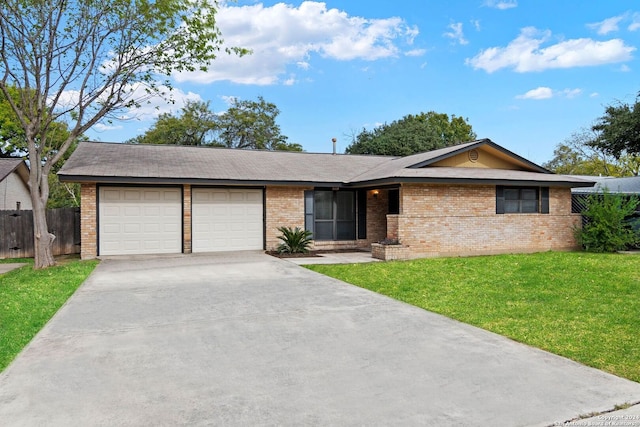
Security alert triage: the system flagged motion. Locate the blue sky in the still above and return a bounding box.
[87,0,640,165]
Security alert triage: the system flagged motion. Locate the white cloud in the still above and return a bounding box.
[587,15,625,35]
[590,92,599,98]
[220,95,238,106]
[562,88,582,98]
[174,1,421,85]
[630,13,640,31]
[93,123,123,132]
[516,86,553,100]
[405,48,427,57]
[471,20,481,31]
[443,22,468,45]
[61,84,202,133]
[515,86,582,100]
[466,27,635,73]
[118,85,203,121]
[484,0,517,10]
[620,64,631,72]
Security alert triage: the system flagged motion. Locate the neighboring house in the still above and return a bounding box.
[58,139,595,260]
[0,158,32,210]
[570,175,640,214]
[571,175,640,196]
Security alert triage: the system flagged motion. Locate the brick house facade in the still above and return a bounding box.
[62,139,594,260]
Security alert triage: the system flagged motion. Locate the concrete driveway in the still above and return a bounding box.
[1,252,639,426]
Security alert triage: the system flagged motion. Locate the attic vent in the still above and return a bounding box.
[468,149,479,162]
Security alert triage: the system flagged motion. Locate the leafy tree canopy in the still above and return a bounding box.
[591,94,640,158]
[543,128,640,177]
[128,100,220,146]
[130,97,302,151]
[345,112,477,156]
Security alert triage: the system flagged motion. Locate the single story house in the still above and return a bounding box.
[0,158,32,210]
[58,139,595,260]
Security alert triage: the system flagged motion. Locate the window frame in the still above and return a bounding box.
[496,186,549,214]
[304,189,364,240]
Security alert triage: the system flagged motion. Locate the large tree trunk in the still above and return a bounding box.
[32,188,56,269]
[28,143,56,269]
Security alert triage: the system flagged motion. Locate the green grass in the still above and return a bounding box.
[306,252,640,383]
[0,257,98,372]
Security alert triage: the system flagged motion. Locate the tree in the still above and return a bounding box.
[47,139,83,209]
[129,97,302,151]
[0,0,245,268]
[542,128,630,176]
[591,94,640,158]
[345,112,476,156]
[128,100,220,146]
[215,96,302,151]
[0,85,82,206]
[0,86,29,157]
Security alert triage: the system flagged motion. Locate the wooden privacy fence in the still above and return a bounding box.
[0,208,80,259]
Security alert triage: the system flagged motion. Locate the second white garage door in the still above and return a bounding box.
[192,188,264,252]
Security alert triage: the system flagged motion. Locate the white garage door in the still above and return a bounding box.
[99,187,182,256]
[192,188,263,252]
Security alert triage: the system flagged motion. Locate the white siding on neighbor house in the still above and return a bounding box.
[98,187,182,256]
[192,188,263,252]
[0,172,32,210]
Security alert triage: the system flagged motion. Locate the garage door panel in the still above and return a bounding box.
[99,187,181,256]
[102,189,120,201]
[192,188,263,252]
[124,190,142,201]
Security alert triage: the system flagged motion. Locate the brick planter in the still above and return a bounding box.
[371,243,411,261]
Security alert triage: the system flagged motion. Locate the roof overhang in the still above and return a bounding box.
[58,174,347,188]
[60,174,595,189]
[346,176,595,188]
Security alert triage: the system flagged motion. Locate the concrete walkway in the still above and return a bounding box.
[283,250,380,265]
[0,251,639,426]
[0,262,27,274]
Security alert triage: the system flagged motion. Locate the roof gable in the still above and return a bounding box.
[0,158,29,183]
[404,139,550,173]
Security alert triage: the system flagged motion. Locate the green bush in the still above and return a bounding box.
[576,190,640,252]
[276,226,313,254]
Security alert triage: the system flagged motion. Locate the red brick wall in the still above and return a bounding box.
[80,183,97,260]
[396,184,581,258]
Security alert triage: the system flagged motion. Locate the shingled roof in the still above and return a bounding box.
[0,158,29,183]
[58,140,595,188]
[572,175,640,194]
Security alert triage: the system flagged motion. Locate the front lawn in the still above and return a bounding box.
[306,252,640,383]
[0,258,98,372]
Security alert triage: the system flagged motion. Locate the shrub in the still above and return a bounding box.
[576,190,640,252]
[276,226,313,254]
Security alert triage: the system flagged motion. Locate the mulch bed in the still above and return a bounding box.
[266,249,369,259]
